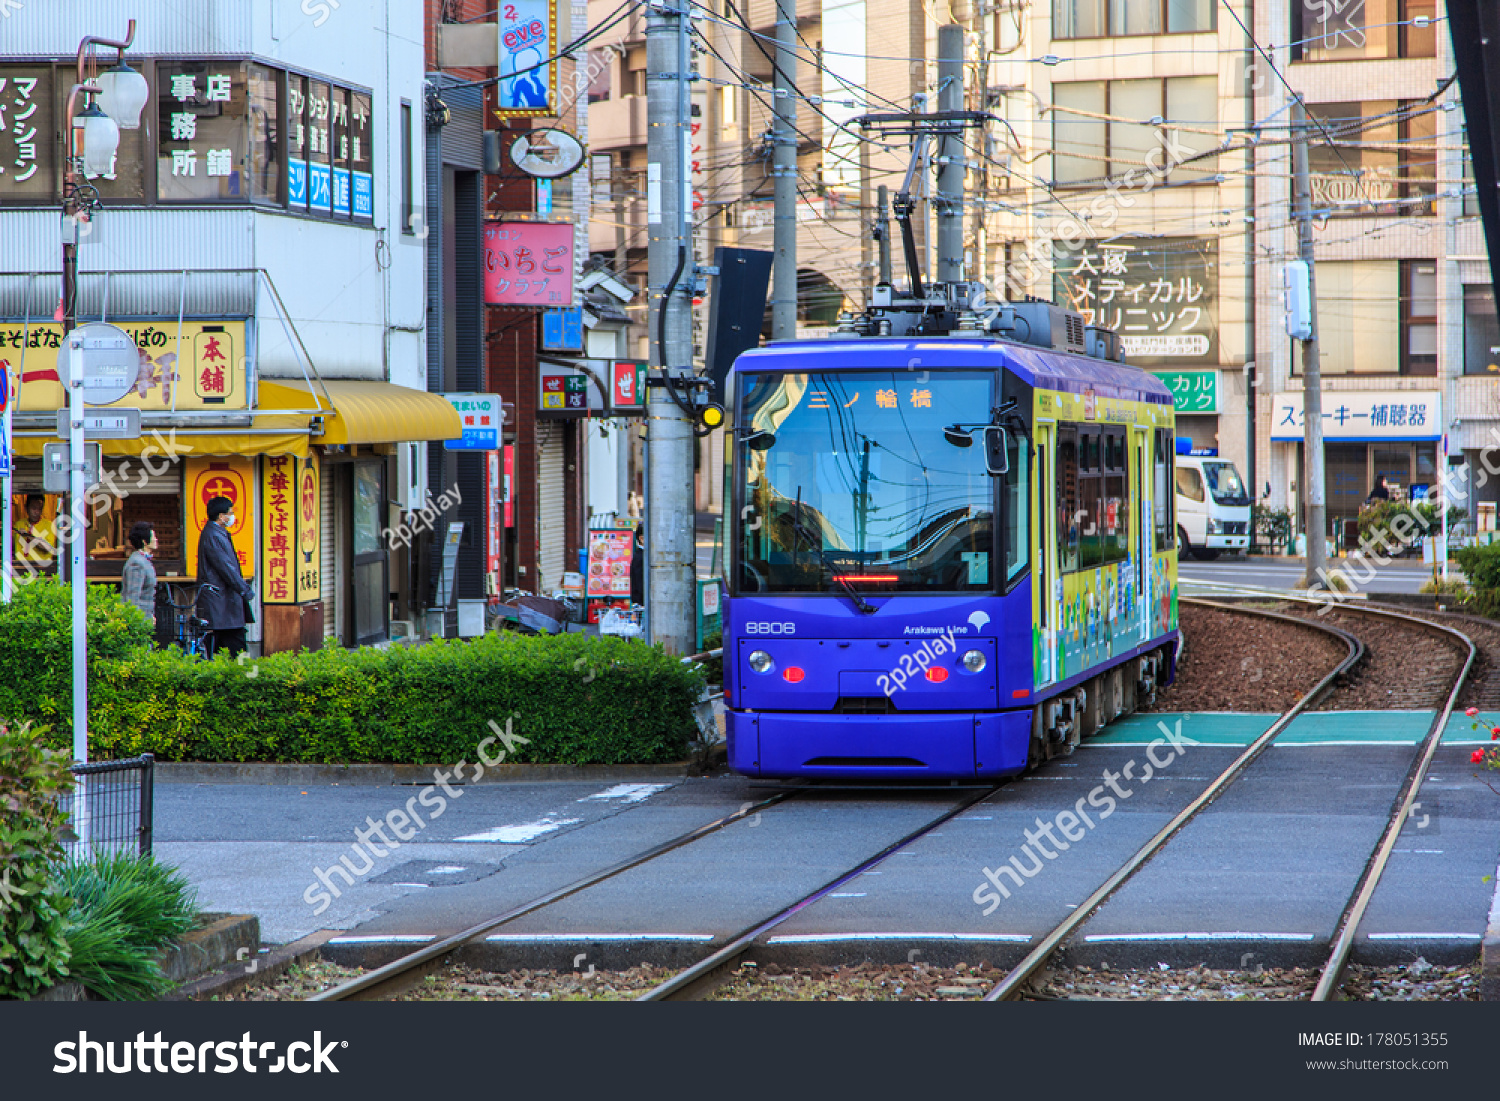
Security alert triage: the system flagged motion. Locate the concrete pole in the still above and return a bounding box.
[1291,102,1327,587]
[771,0,798,339]
[935,24,966,285]
[646,0,696,654]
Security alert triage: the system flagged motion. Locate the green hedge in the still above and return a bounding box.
[0,579,704,765]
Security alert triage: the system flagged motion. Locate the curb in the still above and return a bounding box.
[1483,859,1500,1000]
[170,930,340,1001]
[160,914,260,984]
[156,761,698,786]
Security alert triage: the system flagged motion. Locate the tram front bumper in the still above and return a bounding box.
[726,709,1030,780]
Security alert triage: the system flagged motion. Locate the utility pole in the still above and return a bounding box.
[935,24,966,284]
[645,0,696,653]
[770,0,797,339]
[1291,100,1327,587]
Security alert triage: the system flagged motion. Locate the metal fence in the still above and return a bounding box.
[62,754,155,858]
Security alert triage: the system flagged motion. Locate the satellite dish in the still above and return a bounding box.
[510,128,586,179]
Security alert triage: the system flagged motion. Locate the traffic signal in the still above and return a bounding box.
[697,403,725,432]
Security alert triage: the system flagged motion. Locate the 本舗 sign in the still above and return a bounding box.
[1055,238,1219,366]
[1271,391,1442,441]
[445,393,502,450]
[260,452,322,604]
[7,320,248,411]
[495,0,560,118]
[186,457,256,579]
[483,222,574,307]
[1154,369,1219,414]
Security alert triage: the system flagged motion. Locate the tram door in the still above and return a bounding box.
[1133,427,1149,642]
[1035,422,1057,686]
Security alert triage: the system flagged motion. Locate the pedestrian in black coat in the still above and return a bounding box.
[198,495,253,657]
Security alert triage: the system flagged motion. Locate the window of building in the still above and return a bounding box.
[400,101,413,233]
[1054,0,1212,37]
[1052,76,1217,186]
[626,47,647,97]
[157,61,257,203]
[1464,286,1500,376]
[1304,100,1434,217]
[591,153,612,205]
[1401,261,1437,377]
[1298,260,1437,376]
[1293,0,1436,60]
[587,50,611,102]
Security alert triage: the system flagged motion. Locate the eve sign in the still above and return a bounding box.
[482,221,574,307]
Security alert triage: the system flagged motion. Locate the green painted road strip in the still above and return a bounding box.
[1083,710,1455,747]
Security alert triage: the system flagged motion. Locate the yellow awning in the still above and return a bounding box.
[8,421,310,459]
[258,379,463,445]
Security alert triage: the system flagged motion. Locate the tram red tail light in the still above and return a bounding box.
[925,667,949,683]
[782,666,805,683]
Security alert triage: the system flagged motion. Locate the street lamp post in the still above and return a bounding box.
[57,23,147,844]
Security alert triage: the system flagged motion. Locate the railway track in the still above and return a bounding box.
[982,595,1476,1003]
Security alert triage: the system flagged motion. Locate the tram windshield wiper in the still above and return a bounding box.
[790,518,878,616]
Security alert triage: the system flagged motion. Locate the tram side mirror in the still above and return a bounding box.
[983,426,1010,476]
[743,430,776,451]
[943,425,974,448]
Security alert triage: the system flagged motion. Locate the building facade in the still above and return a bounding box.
[2,1,459,649]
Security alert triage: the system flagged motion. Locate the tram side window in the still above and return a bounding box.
[1058,428,1080,572]
[1079,431,1103,568]
[1103,430,1130,564]
[1003,433,1030,582]
[1153,428,1174,551]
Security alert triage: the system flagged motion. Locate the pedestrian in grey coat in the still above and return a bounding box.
[121,521,158,628]
[198,495,254,658]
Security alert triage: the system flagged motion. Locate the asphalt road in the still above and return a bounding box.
[1178,557,1440,595]
[152,713,1500,969]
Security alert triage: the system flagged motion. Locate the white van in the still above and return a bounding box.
[1174,446,1251,560]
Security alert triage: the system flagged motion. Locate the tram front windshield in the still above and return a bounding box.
[737,370,1014,594]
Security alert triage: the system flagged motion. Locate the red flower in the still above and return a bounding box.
[1473,749,1487,763]
[1468,707,1481,717]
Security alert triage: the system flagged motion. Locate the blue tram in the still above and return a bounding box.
[722,296,1180,780]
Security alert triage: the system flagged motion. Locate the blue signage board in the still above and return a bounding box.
[352,172,374,220]
[541,308,585,353]
[444,393,502,451]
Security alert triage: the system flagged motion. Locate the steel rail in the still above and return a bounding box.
[1308,603,1475,1000]
[982,597,1364,1001]
[307,790,798,1002]
[638,785,1000,1001]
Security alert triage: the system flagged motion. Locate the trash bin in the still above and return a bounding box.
[457,598,486,638]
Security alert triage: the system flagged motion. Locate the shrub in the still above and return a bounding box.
[1454,542,1500,617]
[1252,504,1292,554]
[0,578,152,742]
[85,632,704,765]
[0,720,74,999]
[1355,500,1464,553]
[57,853,197,1001]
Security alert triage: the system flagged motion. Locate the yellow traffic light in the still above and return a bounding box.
[698,403,725,430]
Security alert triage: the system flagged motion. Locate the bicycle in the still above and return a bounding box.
[165,584,214,659]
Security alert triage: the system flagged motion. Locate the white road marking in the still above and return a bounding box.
[326,934,436,945]
[767,932,1031,944]
[578,783,672,804]
[483,933,714,942]
[828,892,867,898]
[1365,932,1480,941]
[455,815,583,843]
[1084,932,1315,943]
[430,865,468,874]
[390,883,430,889]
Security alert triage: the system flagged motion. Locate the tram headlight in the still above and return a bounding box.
[749,650,774,674]
[962,649,987,673]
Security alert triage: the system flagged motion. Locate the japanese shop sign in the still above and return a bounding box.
[1154,369,1219,414]
[0,67,53,199]
[444,393,502,450]
[540,373,587,413]
[158,63,244,201]
[612,360,647,412]
[186,457,256,578]
[6,320,248,412]
[483,222,574,306]
[261,452,321,604]
[586,529,634,600]
[495,0,560,118]
[540,307,584,352]
[1055,238,1218,366]
[1271,391,1442,441]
